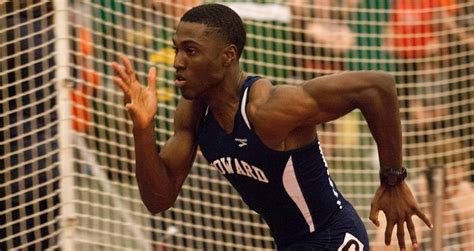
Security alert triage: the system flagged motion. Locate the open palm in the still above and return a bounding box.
[111,55,158,129]
[369,182,433,250]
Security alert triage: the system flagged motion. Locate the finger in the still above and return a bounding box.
[120,54,137,82]
[414,207,433,229]
[406,216,418,249]
[369,204,380,227]
[396,222,406,251]
[111,62,130,84]
[147,67,157,91]
[112,77,130,96]
[385,220,395,246]
[113,77,132,105]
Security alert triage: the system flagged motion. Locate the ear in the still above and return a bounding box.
[222,44,238,66]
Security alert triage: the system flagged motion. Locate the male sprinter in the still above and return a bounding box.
[111,4,432,250]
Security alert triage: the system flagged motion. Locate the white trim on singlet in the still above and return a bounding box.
[282,156,315,232]
[241,87,251,129]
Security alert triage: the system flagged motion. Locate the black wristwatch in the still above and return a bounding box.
[380,167,407,186]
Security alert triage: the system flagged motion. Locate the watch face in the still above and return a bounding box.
[387,174,400,186]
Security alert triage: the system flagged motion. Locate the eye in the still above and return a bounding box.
[172,46,177,54]
[186,47,197,56]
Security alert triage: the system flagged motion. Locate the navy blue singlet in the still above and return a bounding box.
[197,76,368,250]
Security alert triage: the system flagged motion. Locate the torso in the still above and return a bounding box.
[197,76,346,248]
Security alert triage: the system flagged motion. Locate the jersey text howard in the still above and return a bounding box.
[210,157,269,183]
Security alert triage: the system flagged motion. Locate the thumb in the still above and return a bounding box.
[125,103,137,117]
[369,204,380,227]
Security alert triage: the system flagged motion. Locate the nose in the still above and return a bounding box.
[173,51,185,70]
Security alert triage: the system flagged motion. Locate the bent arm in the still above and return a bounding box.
[134,99,204,214]
[254,71,402,168]
[252,72,431,248]
[305,71,402,168]
[300,72,431,249]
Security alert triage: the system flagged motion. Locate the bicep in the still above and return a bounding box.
[251,74,358,132]
[302,71,396,124]
[301,76,356,124]
[251,72,394,138]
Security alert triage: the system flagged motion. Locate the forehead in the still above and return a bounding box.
[173,22,219,45]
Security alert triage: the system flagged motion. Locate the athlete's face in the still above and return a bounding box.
[173,21,228,99]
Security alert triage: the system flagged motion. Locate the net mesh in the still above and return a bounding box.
[1,0,473,250]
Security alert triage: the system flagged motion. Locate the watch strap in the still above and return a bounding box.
[380,166,407,186]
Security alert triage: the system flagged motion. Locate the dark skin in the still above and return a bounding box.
[111,21,433,250]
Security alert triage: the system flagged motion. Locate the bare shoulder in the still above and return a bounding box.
[245,78,316,146]
[246,78,273,105]
[247,77,309,107]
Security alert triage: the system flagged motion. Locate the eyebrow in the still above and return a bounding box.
[172,38,202,48]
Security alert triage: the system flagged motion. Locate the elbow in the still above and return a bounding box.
[144,198,175,215]
[146,203,172,215]
[352,72,398,109]
[370,72,400,110]
[363,71,397,97]
[375,72,396,91]
[141,190,177,215]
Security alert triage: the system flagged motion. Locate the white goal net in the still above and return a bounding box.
[1,0,473,250]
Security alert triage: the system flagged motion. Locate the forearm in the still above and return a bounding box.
[357,74,403,169]
[133,124,176,213]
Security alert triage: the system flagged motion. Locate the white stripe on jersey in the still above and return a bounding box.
[282,156,315,232]
[241,87,251,129]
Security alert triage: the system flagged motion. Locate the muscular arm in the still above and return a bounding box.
[305,71,402,167]
[111,55,205,214]
[251,71,431,249]
[134,99,204,214]
[251,71,401,167]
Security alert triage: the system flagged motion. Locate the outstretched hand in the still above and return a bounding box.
[369,182,433,251]
[111,54,158,129]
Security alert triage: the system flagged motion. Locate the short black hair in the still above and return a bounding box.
[180,4,246,58]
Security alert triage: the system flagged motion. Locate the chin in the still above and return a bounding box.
[180,89,199,100]
[180,84,210,100]
[181,93,195,100]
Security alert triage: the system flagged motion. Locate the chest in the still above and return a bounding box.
[198,111,273,161]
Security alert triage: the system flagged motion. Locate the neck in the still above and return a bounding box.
[204,67,245,111]
[203,67,246,132]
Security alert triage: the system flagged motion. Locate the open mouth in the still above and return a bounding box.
[175,74,186,87]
